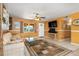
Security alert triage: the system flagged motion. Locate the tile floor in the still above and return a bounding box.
[39,37,79,56]
[45,39,79,51]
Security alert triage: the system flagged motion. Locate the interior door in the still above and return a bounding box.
[38,23,44,37]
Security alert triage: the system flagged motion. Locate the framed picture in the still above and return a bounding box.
[72,19,79,25]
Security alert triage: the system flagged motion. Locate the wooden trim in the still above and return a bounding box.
[57,30,71,31]
[0,3,3,56]
[0,3,3,40]
[71,42,79,46]
[71,30,79,32]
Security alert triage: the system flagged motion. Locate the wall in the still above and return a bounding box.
[0,3,3,40]
[0,3,2,39]
[44,21,49,36]
[0,3,3,56]
[44,18,65,40]
[45,17,71,41]
[56,17,71,41]
[10,12,79,44]
[10,17,40,37]
[69,12,79,44]
[49,12,79,44]
[56,17,65,41]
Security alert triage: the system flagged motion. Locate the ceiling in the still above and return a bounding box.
[4,3,79,20]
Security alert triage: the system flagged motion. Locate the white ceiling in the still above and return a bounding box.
[4,3,79,20]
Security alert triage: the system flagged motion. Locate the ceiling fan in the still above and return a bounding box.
[33,13,46,20]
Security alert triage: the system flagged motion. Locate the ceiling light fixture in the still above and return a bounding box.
[64,16,72,26]
[34,13,41,21]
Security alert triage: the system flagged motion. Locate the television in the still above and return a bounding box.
[48,21,57,27]
[49,28,57,33]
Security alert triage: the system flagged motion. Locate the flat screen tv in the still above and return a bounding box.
[48,21,57,27]
[49,28,57,33]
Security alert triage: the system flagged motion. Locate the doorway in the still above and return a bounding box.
[38,23,44,37]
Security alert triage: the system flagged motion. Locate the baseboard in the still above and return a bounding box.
[57,39,65,41]
[71,42,79,46]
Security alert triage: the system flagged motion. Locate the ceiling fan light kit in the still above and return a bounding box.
[34,13,41,21]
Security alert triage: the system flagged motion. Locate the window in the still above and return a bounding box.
[24,25,34,32]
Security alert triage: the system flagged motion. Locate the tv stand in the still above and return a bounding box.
[48,27,57,40]
[49,27,57,33]
[48,33,57,40]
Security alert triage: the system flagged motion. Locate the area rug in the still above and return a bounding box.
[25,39,71,56]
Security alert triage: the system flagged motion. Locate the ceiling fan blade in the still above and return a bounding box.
[40,17,46,19]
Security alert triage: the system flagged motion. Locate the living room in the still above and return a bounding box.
[1,3,79,56]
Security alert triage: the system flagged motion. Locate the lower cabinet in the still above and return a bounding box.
[3,42,30,56]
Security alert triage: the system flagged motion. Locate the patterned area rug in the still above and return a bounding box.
[25,39,71,56]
